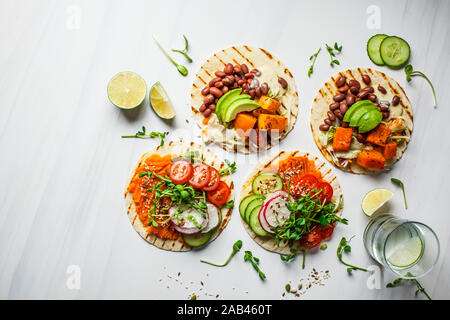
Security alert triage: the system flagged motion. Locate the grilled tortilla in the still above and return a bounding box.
[124,140,235,251]
[310,68,413,174]
[191,45,299,154]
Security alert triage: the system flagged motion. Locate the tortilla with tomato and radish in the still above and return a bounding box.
[239,150,344,255]
[191,45,299,154]
[124,140,234,251]
[310,67,413,174]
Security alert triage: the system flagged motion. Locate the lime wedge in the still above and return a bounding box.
[387,236,423,268]
[149,82,176,119]
[361,188,393,217]
[107,71,146,109]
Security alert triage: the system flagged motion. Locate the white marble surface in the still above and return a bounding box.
[1,0,449,300]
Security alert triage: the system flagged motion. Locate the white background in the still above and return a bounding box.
[1,0,449,299]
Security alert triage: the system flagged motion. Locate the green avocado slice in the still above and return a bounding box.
[223,99,260,123]
[215,88,242,122]
[343,100,376,123]
[357,109,383,133]
[349,105,379,127]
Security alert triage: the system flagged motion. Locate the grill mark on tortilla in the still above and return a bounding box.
[357,68,364,78]
[259,48,273,60]
[284,68,292,77]
[243,45,252,52]
[192,83,197,89]
[191,106,199,113]
[231,46,255,68]
[197,75,207,85]
[213,53,227,66]
[324,81,336,97]
[203,69,213,78]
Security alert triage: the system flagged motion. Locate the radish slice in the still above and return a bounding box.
[258,207,275,234]
[170,206,208,234]
[201,203,220,233]
[262,192,292,228]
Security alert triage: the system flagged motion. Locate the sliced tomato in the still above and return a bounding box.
[313,182,334,204]
[169,160,193,184]
[291,175,319,198]
[202,167,220,191]
[207,181,230,206]
[319,223,335,239]
[188,163,211,189]
[300,228,322,249]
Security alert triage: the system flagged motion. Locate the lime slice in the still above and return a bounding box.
[107,71,146,109]
[387,237,423,268]
[149,82,176,119]
[361,188,393,217]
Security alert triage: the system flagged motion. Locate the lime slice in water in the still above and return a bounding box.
[387,237,423,268]
[149,82,176,119]
[361,188,393,217]
[107,71,147,109]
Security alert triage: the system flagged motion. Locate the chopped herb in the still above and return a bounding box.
[219,159,237,175]
[172,35,193,63]
[337,236,369,273]
[325,42,342,67]
[244,251,266,280]
[386,272,431,300]
[391,178,407,209]
[200,240,242,267]
[320,243,328,250]
[224,200,234,209]
[405,64,436,108]
[308,47,321,77]
[121,126,168,146]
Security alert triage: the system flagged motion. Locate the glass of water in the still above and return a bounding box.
[363,214,440,279]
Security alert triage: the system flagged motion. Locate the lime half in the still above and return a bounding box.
[361,188,393,217]
[149,82,176,119]
[387,236,423,268]
[107,71,147,109]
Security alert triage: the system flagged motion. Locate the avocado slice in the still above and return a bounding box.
[215,88,242,122]
[343,100,376,123]
[349,105,378,127]
[223,98,260,123]
[357,109,383,133]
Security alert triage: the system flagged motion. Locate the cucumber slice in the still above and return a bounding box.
[248,205,268,237]
[244,198,265,223]
[380,36,410,69]
[182,231,212,247]
[239,194,264,220]
[252,172,283,196]
[367,34,388,65]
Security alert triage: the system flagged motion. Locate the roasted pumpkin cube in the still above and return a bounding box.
[257,114,287,132]
[258,96,281,113]
[366,124,391,146]
[383,141,397,160]
[332,127,353,151]
[356,150,386,170]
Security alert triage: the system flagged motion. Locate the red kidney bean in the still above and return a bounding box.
[209,87,223,98]
[199,104,207,112]
[336,76,347,87]
[214,81,224,88]
[350,86,360,94]
[222,78,232,86]
[224,63,234,74]
[201,87,209,96]
[234,74,241,82]
[346,94,356,106]
[250,79,259,88]
[339,101,348,114]
[338,85,349,94]
[209,77,221,87]
[380,105,389,112]
[377,85,387,94]
[214,71,226,78]
[261,82,269,95]
[333,93,346,102]
[382,111,390,119]
[242,89,249,94]
[255,87,262,97]
[392,96,400,106]
[232,83,238,89]
[356,134,365,143]
[278,77,288,89]
[341,122,349,128]
[203,108,212,117]
[368,94,377,102]
[240,64,249,74]
[319,124,330,131]
[204,94,214,105]
[226,75,235,83]
[233,65,241,74]
[214,98,219,104]
[237,79,246,86]
[209,104,216,111]
[249,89,256,99]
[355,97,362,102]
[327,111,336,121]
[324,118,332,126]
[357,90,369,99]
[329,102,340,110]
[222,86,229,94]
[334,109,343,120]
[363,86,374,93]
[349,79,361,89]
[362,74,371,85]
[242,83,248,89]
[244,72,254,79]
[250,68,259,74]
[247,78,253,85]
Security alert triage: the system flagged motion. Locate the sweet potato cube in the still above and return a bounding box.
[234,113,257,133]
[366,124,391,146]
[383,142,397,160]
[257,114,287,132]
[332,127,353,151]
[258,96,281,113]
[356,150,386,170]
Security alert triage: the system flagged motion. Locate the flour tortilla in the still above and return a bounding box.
[191,45,299,154]
[310,67,414,174]
[240,150,343,255]
[124,140,235,251]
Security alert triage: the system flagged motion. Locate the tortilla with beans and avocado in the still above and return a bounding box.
[124,140,234,251]
[238,150,343,255]
[310,68,413,174]
[191,45,299,154]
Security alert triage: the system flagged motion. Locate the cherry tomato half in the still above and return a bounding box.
[291,175,319,198]
[319,223,335,239]
[188,163,211,189]
[300,228,322,249]
[207,181,231,206]
[202,167,220,192]
[169,160,193,184]
[313,182,334,204]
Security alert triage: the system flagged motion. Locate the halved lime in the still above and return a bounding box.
[107,71,146,109]
[361,188,393,217]
[149,82,176,119]
[387,236,423,268]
